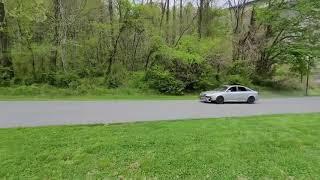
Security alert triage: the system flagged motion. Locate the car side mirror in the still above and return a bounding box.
[227,90,231,93]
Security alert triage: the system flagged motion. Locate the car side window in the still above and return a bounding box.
[238,87,247,91]
[228,86,237,92]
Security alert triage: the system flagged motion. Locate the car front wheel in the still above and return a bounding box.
[216,96,224,104]
[247,96,256,104]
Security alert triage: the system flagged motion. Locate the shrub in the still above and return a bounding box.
[71,78,104,94]
[126,71,149,90]
[152,45,211,93]
[105,64,128,88]
[51,72,80,88]
[145,67,185,95]
[193,78,219,91]
[0,68,12,86]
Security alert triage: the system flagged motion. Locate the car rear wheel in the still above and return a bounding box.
[216,96,224,104]
[247,96,256,104]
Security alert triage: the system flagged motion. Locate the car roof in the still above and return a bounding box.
[225,85,245,87]
[221,85,254,91]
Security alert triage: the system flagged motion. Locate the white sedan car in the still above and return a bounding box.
[200,85,258,104]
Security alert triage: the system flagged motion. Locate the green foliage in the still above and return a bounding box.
[0,66,14,86]
[228,60,253,81]
[145,66,185,95]
[158,47,203,65]
[226,75,252,86]
[126,71,149,90]
[50,72,80,88]
[105,64,128,88]
[149,36,227,93]
[0,0,319,95]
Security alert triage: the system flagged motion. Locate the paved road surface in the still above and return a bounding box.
[1,97,320,128]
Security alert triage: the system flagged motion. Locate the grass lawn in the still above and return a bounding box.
[0,93,198,101]
[0,85,197,101]
[1,114,320,179]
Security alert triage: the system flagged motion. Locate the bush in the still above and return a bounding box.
[152,47,210,93]
[0,66,14,86]
[71,78,104,94]
[126,71,149,90]
[190,65,221,91]
[228,60,254,82]
[145,67,185,95]
[9,76,35,86]
[193,78,219,91]
[50,72,80,88]
[105,65,128,88]
[252,65,302,90]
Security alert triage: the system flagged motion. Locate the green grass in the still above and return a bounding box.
[0,85,197,101]
[1,113,320,179]
[0,85,319,101]
[0,93,197,101]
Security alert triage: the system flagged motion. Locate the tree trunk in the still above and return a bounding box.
[160,0,166,29]
[216,63,221,82]
[179,0,183,34]
[204,0,210,37]
[165,0,170,42]
[172,0,176,44]
[305,60,310,96]
[107,0,115,75]
[51,0,60,72]
[132,33,142,71]
[107,27,123,75]
[0,1,14,79]
[59,0,67,72]
[97,4,105,65]
[145,49,154,70]
[198,0,204,39]
[16,19,36,79]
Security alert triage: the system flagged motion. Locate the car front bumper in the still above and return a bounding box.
[199,96,212,102]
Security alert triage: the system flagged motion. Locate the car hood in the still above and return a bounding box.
[201,91,221,95]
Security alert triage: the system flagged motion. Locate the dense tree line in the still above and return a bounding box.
[0,0,319,94]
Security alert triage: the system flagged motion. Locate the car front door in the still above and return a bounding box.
[225,86,238,102]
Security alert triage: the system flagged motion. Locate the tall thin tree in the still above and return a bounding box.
[166,0,170,42]
[179,0,183,34]
[172,0,177,43]
[107,0,115,75]
[198,0,204,39]
[50,0,61,72]
[0,0,14,78]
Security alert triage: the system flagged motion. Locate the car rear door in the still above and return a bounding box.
[237,86,250,101]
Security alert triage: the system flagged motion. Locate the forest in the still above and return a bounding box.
[0,0,319,96]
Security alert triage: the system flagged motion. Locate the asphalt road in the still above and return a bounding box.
[1,97,320,128]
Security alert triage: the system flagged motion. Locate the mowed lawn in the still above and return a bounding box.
[1,114,320,179]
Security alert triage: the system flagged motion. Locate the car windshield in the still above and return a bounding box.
[214,86,228,92]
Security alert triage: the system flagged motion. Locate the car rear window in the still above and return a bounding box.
[238,87,247,91]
